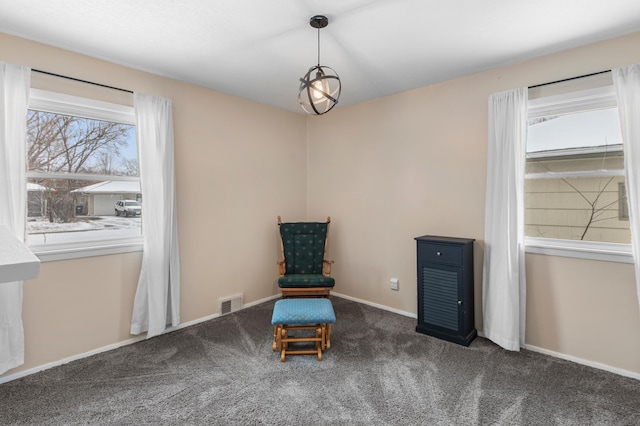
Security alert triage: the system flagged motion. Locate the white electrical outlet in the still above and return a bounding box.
[390,278,399,291]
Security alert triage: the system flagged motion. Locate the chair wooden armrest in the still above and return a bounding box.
[277,260,286,277]
[322,259,334,276]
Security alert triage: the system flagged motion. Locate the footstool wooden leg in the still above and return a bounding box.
[272,325,279,351]
[319,324,328,350]
[280,328,287,362]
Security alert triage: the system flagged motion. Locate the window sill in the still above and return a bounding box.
[31,238,143,262]
[525,237,633,264]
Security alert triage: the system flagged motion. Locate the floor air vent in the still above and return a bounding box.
[219,294,243,315]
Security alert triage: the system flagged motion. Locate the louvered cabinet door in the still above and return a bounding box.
[415,236,477,346]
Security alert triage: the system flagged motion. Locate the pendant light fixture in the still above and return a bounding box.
[298,15,341,115]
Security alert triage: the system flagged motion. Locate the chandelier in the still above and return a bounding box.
[298,15,341,115]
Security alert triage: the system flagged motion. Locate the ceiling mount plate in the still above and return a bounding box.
[310,15,328,29]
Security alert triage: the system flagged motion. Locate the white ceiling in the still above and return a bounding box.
[2,0,640,113]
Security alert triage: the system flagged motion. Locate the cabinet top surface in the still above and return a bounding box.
[415,235,475,244]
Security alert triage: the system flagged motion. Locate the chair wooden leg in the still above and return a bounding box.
[325,323,332,349]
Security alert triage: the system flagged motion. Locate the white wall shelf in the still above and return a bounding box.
[0,225,40,283]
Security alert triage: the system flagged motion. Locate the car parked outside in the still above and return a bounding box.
[115,200,142,217]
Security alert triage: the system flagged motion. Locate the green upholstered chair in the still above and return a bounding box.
[277,216,335,298]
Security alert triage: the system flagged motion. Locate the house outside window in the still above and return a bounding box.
[525,77,632,262]
[27,89,142,260]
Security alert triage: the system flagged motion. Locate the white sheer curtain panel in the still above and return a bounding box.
[130,94,180,338]
[613,64,640,310]
[482,88,528,351]
[0,62,31,374]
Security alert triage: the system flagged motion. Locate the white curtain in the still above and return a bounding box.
[0,62,31,374]
[613,64,640,310]
[130,94,180,338]
[482,88,528,351]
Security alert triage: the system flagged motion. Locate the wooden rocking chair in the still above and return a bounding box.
[277,216,335,298]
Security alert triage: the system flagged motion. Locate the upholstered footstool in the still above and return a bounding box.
[271,298,336,362]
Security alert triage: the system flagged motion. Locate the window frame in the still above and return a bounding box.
[525,82,632,263]
[619,182,629,221]
[27,89,143,262]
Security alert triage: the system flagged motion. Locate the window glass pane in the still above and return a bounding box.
[527,108,622,159]
[27,110,137,176]
[525,107,630,243]
[26,107,140,247]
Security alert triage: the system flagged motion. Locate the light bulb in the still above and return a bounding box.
[312,79,324,100]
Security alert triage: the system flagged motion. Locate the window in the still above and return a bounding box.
[27,89,141,260]
[525,78,632,263]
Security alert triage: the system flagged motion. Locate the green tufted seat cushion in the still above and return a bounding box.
[278,274,335,288]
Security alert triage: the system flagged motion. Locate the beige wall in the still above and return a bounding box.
[1,32,308,378]
[22,253,141,368]
[2,29,640,381]
[526,254,639,373]
[307,32,640,374]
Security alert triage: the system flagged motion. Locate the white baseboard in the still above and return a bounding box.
[3,292,637,384]
[336,298,640,381]
[331,291,417,319]
[522,343,640,381]
[475,330,640,381]
[169,293,280,330]
[0,293,281,385]
[0,335,146,385]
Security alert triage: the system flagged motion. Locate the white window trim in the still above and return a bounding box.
[28,89,141,262]
[526,81,632,263]
[26,171,139,182]
[528,85,617,119]
[32,238,144,262]
[525,169,624,180]
[525,237,632,263]
[29,89,135,124]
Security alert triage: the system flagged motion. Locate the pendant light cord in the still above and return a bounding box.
[317,27,321,66]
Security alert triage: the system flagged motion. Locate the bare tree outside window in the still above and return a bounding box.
[27,111,133,175]
[120,158,140,177]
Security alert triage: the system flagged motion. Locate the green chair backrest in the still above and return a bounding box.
[279,222,328,275]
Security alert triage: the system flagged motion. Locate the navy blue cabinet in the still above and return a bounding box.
[415,235,476,346]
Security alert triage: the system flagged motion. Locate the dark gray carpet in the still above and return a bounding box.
[1,297,639,425]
